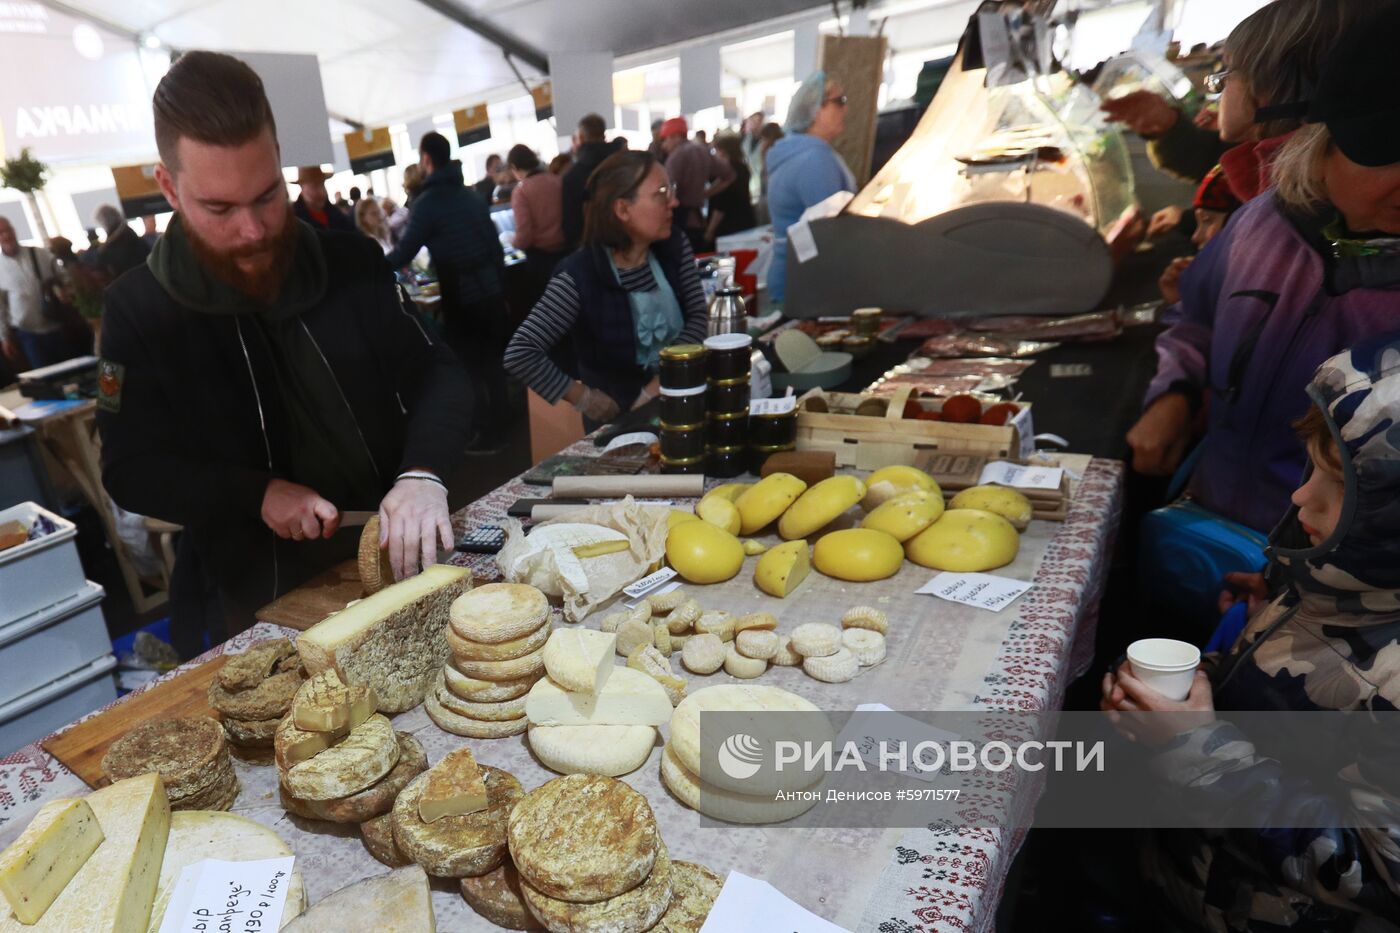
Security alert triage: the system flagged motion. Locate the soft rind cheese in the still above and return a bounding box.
[527,724,657,777]
[291,669,377,732]
[274,714,349,771]
[283,714,400,801]
[0,773,170,933]
[524,666,672,727]
[145,811,306,932]
[541,629,616,694]
[0,799,104,924]
[297,565,472,713]
[418,748,489,823]
[281,865,434,933]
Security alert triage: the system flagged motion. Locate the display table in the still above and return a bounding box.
[0,440,1122,932]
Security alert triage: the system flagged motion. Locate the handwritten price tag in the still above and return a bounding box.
[917,572,1033,612]
[749,396,797,416]
[978,460,1062,490]
[158,857,295,933]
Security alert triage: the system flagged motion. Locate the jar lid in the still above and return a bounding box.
[852,307,882,318]
[659,384,707,398]
[708,409,749,422]
[751,442,798,453]
[703,333,753,352]
[659,421,705,432]
[660,343,706,361]
[707,445,746,454]
[659,454,705,466]
[708,375,751,387]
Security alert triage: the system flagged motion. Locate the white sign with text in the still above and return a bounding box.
[157,856,295,933]
[918,572,1034,612]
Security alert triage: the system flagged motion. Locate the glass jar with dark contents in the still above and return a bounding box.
[707,445,747,478]
[708,376,750,415]
[659,344,707,391]
[660,454,705,475]
[659,385,707,425]
[707,410,748,448]
[748,408,797,447]
[703,333,753,381]
[660,421,706,461]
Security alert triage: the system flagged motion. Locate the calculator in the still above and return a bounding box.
[456,525,506,554]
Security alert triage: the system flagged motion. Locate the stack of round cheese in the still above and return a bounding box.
[390,764,523,878]
[661,684,830,824]
[429,583,551,738]
[102,715,240,810]
[275,671,426,866]
[207,638,305,750]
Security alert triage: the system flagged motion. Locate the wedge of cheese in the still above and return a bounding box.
[291,670,377,732]
[0,799,104,924]
[418,748,488,823]
[524,666,672,727]
[282,865,434,933]
[297,565,472,713]
[0,773,170,933]
[541,629,615,694]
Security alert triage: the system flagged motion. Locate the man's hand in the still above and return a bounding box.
[261,478,340,540]
[1147,205,1185,240]
[1158,256,1193,305]
[1101,664,1215,746]
[1100,90,1180,138]
[379,476,452,582]
[1126,393,1193,477]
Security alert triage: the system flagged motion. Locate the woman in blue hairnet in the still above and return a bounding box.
[766,70,856,307]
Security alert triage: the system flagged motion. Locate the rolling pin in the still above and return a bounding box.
[552,474,705,499]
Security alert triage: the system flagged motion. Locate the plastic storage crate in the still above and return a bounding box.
[0,654,117,757]
[0,502,85,624]
[0,581,109,706]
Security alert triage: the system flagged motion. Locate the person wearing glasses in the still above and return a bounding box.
[1104,0,1379,206]
[503,150,709,429]
[765,70,856,307]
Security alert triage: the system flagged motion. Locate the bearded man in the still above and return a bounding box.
[96,51,472,647]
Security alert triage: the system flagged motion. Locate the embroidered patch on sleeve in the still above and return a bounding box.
[96,359,125,413]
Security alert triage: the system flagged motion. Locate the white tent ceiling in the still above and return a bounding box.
[54,0,832,127]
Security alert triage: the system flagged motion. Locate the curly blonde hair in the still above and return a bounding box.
[1271,123,1332,211]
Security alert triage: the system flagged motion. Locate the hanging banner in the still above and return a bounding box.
[531,82,554,122]
[453,104,491,147]
[344,126,395,174]
[111,163,170,217]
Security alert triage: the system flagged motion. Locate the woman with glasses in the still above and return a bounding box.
[765,70,856,307]
[504,150,710,429]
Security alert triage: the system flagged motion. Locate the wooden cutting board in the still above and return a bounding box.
[254,559,365,631]
[43,654,231,789]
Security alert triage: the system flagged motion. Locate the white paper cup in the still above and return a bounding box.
[1126,638,1201,701]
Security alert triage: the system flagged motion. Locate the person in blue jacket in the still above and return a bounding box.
[765,70,856,306]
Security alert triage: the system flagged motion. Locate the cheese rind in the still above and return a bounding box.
[0,799,104,924]
[527,724,656,777]
[297,565,472,713]
[541,629,616,694]
[419,748,489,823]
[0,773,170,933]
[291,669,377,732]
[283,714,400,801]
[524,667,672,728]
[274,713,349,771]
[281,865,434,933]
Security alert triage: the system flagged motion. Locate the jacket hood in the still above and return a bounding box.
[147,213,327,319]
[424,161,466,189]
[1270,331,1400,618]
[765,133,833,177]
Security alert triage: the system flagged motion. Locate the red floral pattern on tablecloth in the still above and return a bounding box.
[860,457,1123,933]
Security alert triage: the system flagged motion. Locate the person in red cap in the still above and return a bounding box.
[1159,165,1244,305]
[658,115,734,252]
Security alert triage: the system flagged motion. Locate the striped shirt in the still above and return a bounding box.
[504,238,709,403]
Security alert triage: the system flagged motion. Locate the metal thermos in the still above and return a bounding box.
[707,258,747,337]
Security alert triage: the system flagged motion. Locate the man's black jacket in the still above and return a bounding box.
[97,227,472,625]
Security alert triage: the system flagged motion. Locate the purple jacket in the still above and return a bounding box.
[1146,194,1400,533]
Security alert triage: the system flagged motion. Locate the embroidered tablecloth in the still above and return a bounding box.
[0,450,1122,932]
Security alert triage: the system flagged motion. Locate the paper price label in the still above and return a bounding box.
[158,856,295,933]
[835,703,961,784]
[700,872,854,932]
[623,567,678,599]
[978,460,1062,490]
[917,572,1033,612]
[749,396,797,416]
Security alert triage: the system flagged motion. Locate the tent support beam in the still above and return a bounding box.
[409,0,548,74]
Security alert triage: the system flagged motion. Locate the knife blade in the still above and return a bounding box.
[339,511,378,528]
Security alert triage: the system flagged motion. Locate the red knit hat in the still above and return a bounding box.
[660,117,688,140]
[1193,164,1242,214]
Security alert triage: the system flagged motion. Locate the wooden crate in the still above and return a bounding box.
[795,385,1029,471]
